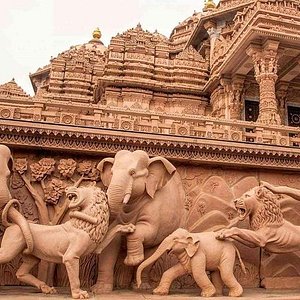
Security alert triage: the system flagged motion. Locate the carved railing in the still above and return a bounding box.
[1,101,300,149]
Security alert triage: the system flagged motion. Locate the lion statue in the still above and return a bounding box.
[0,185,135,299]
[216,186,300,253]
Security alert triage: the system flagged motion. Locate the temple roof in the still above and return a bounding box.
[170,11,202,39]
[112,23,169,47]
[69,27,107,54]
[30,28,107,96]
[0,79,30,99]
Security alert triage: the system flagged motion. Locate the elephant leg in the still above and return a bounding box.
[0,225,25,264]
[124,224,154,266]
[219,254,243,297]
[153,263,186,295]
[211,270,224,296]
[16,255,57,294]
[191,254,216,297]
[92,233,121,293]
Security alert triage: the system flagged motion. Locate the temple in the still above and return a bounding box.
[0,0,299,291]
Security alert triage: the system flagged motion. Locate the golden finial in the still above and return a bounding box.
[92,27,101,40]
[203,0,216,11]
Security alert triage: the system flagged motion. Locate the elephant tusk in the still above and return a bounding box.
[123,194,131,204]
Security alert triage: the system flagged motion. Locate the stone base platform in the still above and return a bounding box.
[0,287,299,299]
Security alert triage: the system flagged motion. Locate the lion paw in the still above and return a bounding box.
[201,286,216,297]
[229,285,243,297]
[40,284,57,294]
[216,229,234,240]
[153,286,169,295]
[72,289,89,299]
[118,223,136,234]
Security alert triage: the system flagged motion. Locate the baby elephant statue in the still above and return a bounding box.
[136,228,245,297]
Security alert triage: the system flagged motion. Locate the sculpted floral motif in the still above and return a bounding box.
[14,158,28,175]
[22,202,35,219]
[197,201,206,216]
[43,178,67,205]
[30,158,55,181]
[121,121,132,130]
[178,127,188,135]
[0,108,11,118]
[87,167,100,181]
[11,172,25,189]
[77,160,93,175]
[58,159,77,178]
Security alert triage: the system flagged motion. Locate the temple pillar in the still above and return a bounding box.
[276,81,289,124]
[246,41,281,125]
[220,75,245,120]
[204,21,217,67]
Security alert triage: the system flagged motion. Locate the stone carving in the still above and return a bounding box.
[14,157,100,226]
[0,145,33,253]
[137,228,245,297]
[2,0,300,295]
[217,186,300,253]
[12,155,104,286]
[92,150,186,293]
[0,182,135,299]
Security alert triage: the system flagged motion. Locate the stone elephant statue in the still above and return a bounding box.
[137,228,245,297]
[92,150,186,293]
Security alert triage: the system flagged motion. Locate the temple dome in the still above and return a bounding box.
[169,11,201,51]
[30,28,107,97]
[64,27,107,55]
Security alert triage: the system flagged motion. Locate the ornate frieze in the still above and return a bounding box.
[1,119,300,170]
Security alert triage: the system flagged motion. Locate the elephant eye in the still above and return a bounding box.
[129,169,136,176]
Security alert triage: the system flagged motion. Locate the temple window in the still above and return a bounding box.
[244,99,259,122]
[287,105,300,127]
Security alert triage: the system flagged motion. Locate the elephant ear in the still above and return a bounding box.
[97,157,114,187]
[146,157,176,199]
[185,240,200,258]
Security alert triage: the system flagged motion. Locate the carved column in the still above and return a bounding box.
[220,78,233,119]
[220,75,245,120]
[204,21,217,67]
[246,41,281,125]
[276,82,289,124]
[231,76,245,120]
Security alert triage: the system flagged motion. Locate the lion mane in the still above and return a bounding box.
[70,187,109,244]
[250,186,284,231]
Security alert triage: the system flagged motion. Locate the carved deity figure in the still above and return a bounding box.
[217,185,300,253]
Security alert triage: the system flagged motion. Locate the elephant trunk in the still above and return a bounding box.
[0,178,34,253]
[136,236,173,288]
[107,176,133,217]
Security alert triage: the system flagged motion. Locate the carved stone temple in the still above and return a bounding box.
[0,0,300,293]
